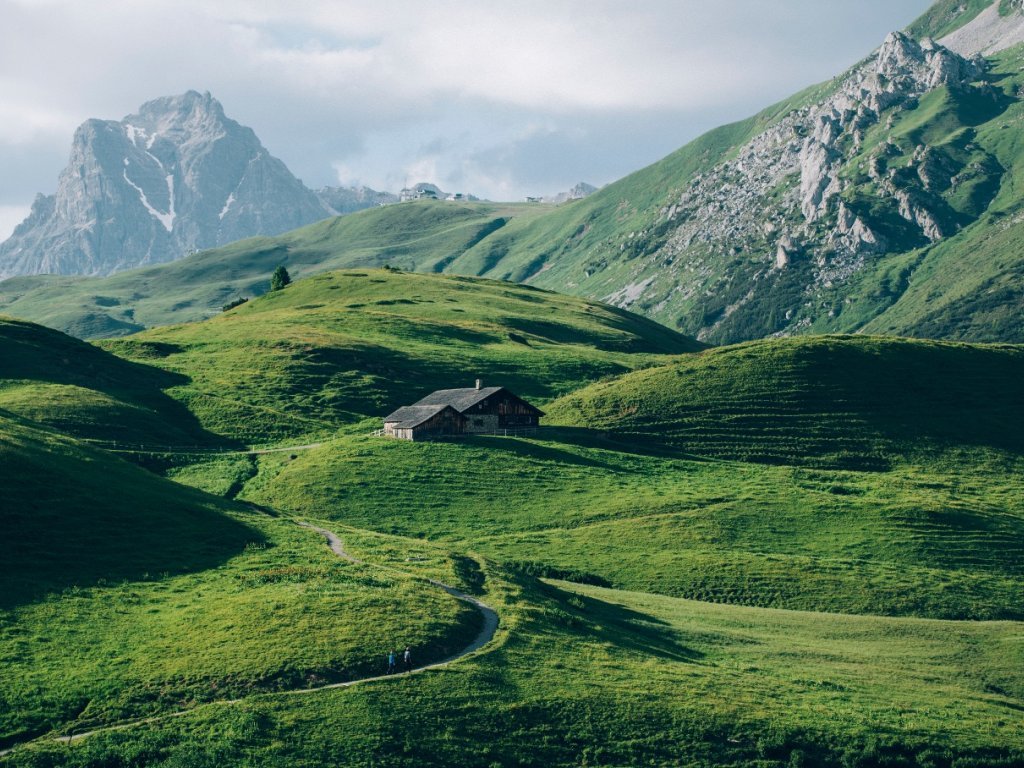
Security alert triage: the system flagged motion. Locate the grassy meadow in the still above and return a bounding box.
[2,267,1022,766]
[0,412,480,750]
[4,567,1021,767]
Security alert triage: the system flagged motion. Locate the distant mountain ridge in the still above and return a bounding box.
[0,92,396,279]
[543,182,597,204]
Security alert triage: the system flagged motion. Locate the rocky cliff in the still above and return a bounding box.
[500,8,1022,345]
[0,91,331,278]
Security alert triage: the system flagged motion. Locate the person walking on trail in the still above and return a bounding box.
[387,649,397,674]
[403,647,412,672]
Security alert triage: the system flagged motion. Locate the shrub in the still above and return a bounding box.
[221,297,249,312]
[270,265,292,291]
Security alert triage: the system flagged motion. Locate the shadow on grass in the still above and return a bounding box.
[0,417,263,609]
[1,318,240,449]
[464,433,631,472]
[537,579,704,665]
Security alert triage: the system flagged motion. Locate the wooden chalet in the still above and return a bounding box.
[382,380,544,441]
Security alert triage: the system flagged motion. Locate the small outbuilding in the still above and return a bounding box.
[382,404,466,441]
[381,380,544,440]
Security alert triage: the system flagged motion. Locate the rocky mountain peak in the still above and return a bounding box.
[593,20,1008,343]
[798,34,984,225]
[0,92,329,279]
[129,90,230,145]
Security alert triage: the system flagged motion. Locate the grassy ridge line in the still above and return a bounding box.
[98,270,699,444]
[544,335,1024,468]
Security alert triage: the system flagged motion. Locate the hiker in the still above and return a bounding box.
[387,649,397,674]
[403,646,412,671]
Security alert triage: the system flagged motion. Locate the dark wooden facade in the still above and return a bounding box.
[460,390,543,432]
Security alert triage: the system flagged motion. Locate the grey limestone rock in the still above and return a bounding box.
[0,91,331,278]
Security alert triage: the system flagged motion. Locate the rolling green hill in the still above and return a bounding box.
[6,568,1021,767]
[246,431,1024,621]
[0,317,227,447]
[221,334,1024,622]
[0,412,252,608]
[4,4,1024,763]
[544,335,1024,469]
[2,279,1023,764]
[0,413,480,750]
[97,269,699,443]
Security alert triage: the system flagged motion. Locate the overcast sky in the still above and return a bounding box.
[1,0,935,239]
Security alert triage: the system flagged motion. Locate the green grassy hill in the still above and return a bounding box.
[98,269,699,443]
[7,569,1021,767]
[2,281,1023,764]
[204,329,1023,622]
[0,413,480,750]
[0,412,253,609]
[544,335,1024,469]
[0,317,227,447]
[5,0,1024,751]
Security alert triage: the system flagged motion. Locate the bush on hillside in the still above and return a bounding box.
[270,265,291,292]
[222,297,249,312]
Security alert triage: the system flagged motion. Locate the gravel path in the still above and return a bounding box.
[0,522,499,757]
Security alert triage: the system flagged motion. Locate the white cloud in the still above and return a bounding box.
[0,0,935,204]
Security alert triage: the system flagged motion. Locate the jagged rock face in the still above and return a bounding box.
[798,32,986,225]
[590,27,1001,342]
[0,91,330,278]
[544,182,598,204]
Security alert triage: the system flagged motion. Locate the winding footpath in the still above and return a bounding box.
[0,522,499,759]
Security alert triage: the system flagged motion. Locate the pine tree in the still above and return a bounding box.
[270,265,291,291]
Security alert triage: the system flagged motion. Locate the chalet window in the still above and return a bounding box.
[473,418,484,427]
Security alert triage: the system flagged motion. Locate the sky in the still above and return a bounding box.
[0,0,936,240]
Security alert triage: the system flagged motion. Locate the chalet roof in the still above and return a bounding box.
[383,404,460,429]
[411,386,546,416]
[412,386,506,412]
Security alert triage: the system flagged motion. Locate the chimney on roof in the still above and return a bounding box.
[475,378,482,390]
